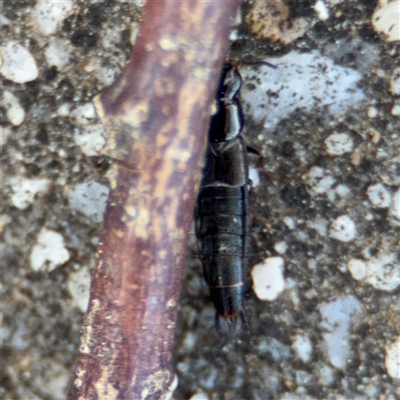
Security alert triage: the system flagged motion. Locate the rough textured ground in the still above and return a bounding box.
[1,1,399,399]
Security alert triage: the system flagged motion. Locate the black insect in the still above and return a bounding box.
[196,65,250,332]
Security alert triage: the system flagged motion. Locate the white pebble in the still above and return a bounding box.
[1,41,39,83]
[367,183,391,208]
[73,103,97,125]
[33,0,74,36]
[97,64,120,86]
[67,268,91,312]
[366,252,399,291]
[292,334,312,362]
[10,176,50,210]
[324,133,354,156]
[372,1,400,42]
[240,50,365,132]
[57,103,71,117]
[283,216,295,229]
[314,0,329,21]
[318,364,334,386]
[385,337,400,379]
[274,241,287,254]
[376,148,388,159]
[68,181,109,223]
[74,124,107,157]
[249,167,260,187]
[389,188,400,225]
[347,258,367,281]
[308,217,328,237]
[306,166,336,195]
[326,188,336,203]
[189,392,209,400]
[181,332,197,352]
[391,102,400,116]
[367,106,378,118]
[251,257,285,301]
[318,296,362,369]
[44,40,71,71]
[329,215,356,242]
[390,67,400,95]
[3,90,25,126]
[335,184,350,198]
[101,29,122,50]
[30,229,70,272]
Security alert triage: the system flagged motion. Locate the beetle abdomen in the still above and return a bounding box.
[196,184,247,323]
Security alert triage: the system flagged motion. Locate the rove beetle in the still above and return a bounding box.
[196,62,277,333]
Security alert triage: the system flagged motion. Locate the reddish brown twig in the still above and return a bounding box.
[67,1,240,399]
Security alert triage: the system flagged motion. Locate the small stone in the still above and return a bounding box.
[367,106,378,118]
[366,252,399,291]
[372,1,400,42]
[97,64,120,86]
[318,296,363,369]
[10,176,51,210]
[33,0,74,36]
[30,229,70,272]
[189,392,209,400]
[3,90,25,126]
[335,184,350,198]
[385,337,400,379]
[68,181,109,223]
[74,124,107,157]
[347,258,367,281]
[389,188,400,225]
[292,334,312,362]
[249,167,260,187]
[240,50,365,133]
[306,166,336,195]
[181,332,197,352]
[367,183,391,208]
[324,133,354,156]
[44,40,71,71]
[67,268,91,312]
[283,216,295,229]
[251,257,285,301]
[314,0,329,21]
[274,241,287,254]
[329,215,356,242]
[73,103,97,125]
[391,102,400,116]
[1,41,39,83]
[101,29,122,50]
[57,103,71,117]
[308,217,328,237]
[390,67,400,95]
[318,364,334,386]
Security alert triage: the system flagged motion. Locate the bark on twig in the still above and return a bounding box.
[67,1,240,399]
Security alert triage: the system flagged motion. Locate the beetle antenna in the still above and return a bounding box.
[242,60,278,70]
